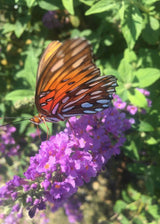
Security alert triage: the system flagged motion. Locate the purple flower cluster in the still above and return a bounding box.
[0,126,20,157]
[42,11,62,29]
[0,108,131,222]
[113,88,152,124]
[64,197,83,223]
[136,88,152,108]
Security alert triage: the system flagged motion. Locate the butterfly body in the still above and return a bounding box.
[30,38,117,125]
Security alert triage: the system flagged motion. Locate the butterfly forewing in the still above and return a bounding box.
[34,38,117,122]
[36,41,62,88]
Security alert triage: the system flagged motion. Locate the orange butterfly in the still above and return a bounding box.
[30,38,117,125]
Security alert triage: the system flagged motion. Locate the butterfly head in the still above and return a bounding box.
[30,114,46,125]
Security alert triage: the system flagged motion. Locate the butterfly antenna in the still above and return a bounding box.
[0,117,31,127]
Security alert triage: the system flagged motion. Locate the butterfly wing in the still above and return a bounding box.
[36,40,62,85]
[35,38,117,122]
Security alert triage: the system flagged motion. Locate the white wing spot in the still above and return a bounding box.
[63,113,82,118]
[68,86,79,93]
[90,95,100,100]
[102,104,109,108]
[46,97,53,102]
[76,88,89,95]
[56,49,65,58]
[112,82,117,86]
[62,96,70,104]
[46,117,60,122]
[64,95,85,108]
[52,103,59,115]
[40,102,47,107]
[83,110,96,114]
[97,99,110,104]
[39,90,50,99]
[89,81,100,87]
[57,113,64,120]
[95,108,103,112]
[101,81,113,87]
[106,89,115,93]
[86,76,103,84]
[91,91,102,95]
[62,79,69,82]
[62,106,75,113]
[72,55,87,68]
[51,59,64,72]
[81,102,93,108]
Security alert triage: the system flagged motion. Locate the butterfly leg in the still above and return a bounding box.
[67,119,79,146]
[37,125,42,140]
[41,116,50,139]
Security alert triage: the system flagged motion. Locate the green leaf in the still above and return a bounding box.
[119,4,143,49]
[0,103,6,124]
[142,15,160,44]
[147,205,160,219]
[19,119,30,134]
[5,90,34,102]
[16,51,37,89]
[14,21,26,38]
[127,163,146,174]
[104,35,114,46]
[2,16,29,38]
[139,121,154,132]
[39,0,61,10]
[114,200,127,213]
[122,190,132,203]
[85,0,116,15]
[145,176,154,195]
[70,15,80,27]
[118,59,134,83]
[16,14,31,37]
[2,23,15,34]
[135,68,160,87]
[142,0,160,4]
[25,0,36,7]
[118,214,130,224]
[125,140,140,160]
[80,0,95,6]
[39,121,53,135]
[124,48,137,63]
[62,0,74,15]
[128,89,147,108]
[132,217,143,224]
[150,16,159,30]
[128,203,137,211]
[127,186,141,201]
[145,137,157,145]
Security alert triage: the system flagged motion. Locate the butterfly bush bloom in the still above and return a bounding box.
[0,108,130,222]
[0,126,20,158]
[113,87,152,116]
[42,11,62,29]
[113,95,126,109]
[64,197,83,223]
[126,105,138,115]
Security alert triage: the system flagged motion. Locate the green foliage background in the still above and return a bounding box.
[0,0,160,223]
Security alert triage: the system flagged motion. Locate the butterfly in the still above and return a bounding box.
[30,38,117,125]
